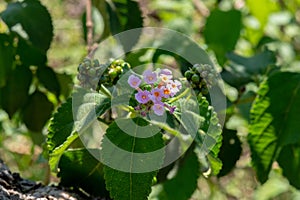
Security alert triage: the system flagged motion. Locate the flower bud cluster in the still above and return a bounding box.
[184,64,218,95]
[77,58,131,90]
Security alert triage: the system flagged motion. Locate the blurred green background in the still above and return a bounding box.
[1,0,300,199]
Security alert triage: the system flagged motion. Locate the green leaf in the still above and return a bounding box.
[0,33,15,87]
[47,98,73,153]
[125,48,150,67]
[218,129,242,177]
[203,9,242,65]
[56,73,73,99]
[196,97,223,176]
[22,90,54,132]
[277,144,300,189]
[58,148,109,196]
[248,72,300,183]
[196,97,223,156]
[16,35,47,66]
[101,118,165,200]
[1,65,32,118]
[236,90,257,121]
[47,89,110,171]
[1,0,53,52]
[222,49,277,88]
[152,49,193,74]
[246,0,279,28]
[37,66,60,97]
[151,150,200,200]
[106,0,143,50]
[226,49,276,75]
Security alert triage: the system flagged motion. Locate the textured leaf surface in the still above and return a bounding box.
[204,9,242,64]
[22,91,54,132]
[197,97,222,157]
[1,0,53,52]
[196,97,223,175]
[0,34,15,87]
[1,65,32,118]
[58,148,109,196]
[47,89,110,171]
[151,150,200,200]
[248,72,300,183]
[102,118,164,200]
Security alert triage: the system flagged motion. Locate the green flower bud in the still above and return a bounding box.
[201,87,209,95]
[83,58,92,66]
[90,77,99,86]
[77,74,86,82]
[93,59,100,67]
[109,70,118,79]
[197,93,203,100]
[122,63,131,70]
[184,70,193,80]
[88,67,97,76]
[192,64,200,72]
[191,74,200,84]
[201,71,208,78]
[115,66,123,74]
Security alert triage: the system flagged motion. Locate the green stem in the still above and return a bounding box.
[168,88,190,103]
[100,84,112,98]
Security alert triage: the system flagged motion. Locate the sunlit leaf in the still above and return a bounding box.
[248,72,300,183]
[246,0,279,28]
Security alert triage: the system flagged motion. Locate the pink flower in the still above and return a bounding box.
[159,69,172,76]
[135,90,150,104]
[150,88,163,103]
[161,86,172,98]
[152,103,165,116]
[128,75,141,89]
[167,80,182,95]
[143,70,157,84]
[160,74,172,83]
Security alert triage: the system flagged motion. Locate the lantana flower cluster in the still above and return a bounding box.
[128,69,182,116]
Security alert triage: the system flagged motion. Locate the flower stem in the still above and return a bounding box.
[168,87,190,103]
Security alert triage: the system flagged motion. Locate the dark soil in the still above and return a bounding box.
[0,159,106,200]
